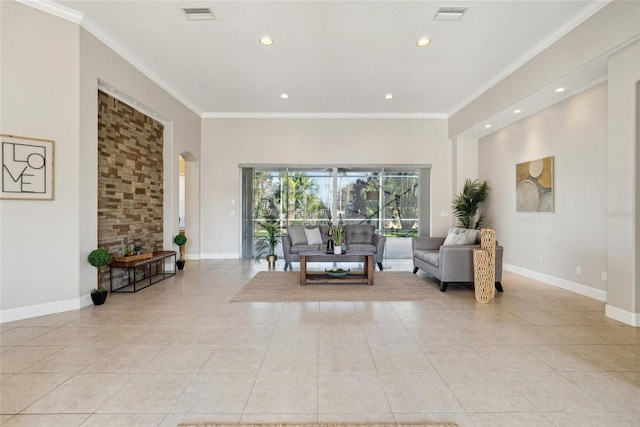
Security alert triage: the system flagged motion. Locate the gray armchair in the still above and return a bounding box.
[412,233,503,292]
[283,224,386,271]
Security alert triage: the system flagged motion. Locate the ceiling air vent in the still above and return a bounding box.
[183,7,215,21]
[434,7,468,20]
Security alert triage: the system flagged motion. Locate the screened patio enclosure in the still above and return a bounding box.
[241,166,431,261]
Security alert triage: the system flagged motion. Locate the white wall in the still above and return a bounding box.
[605,40,640,325]
[637,80,640,315]
[479,83,608,299]
[1,2,82,316]
[184,159,200,260]
[201,118,451,257]
[1,1,201,322]
[452,137,479,194]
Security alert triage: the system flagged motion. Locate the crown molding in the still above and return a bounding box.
[97,81,169,124]
[201,112,447,119]
[18,0,608,122]
[447,0,611,117]
[18,0,203,118]
[16,0,83,23]
[79,16,203,117]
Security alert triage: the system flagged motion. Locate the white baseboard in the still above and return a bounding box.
[503,263,607,302]
[184,253,201,261]
[0,294,93,324]
[200,252,240,259]
[605,304,640,327]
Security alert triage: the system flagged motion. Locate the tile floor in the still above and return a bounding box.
[1,259,639,427]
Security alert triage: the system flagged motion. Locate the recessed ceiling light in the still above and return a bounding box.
[384,94,393,100]
[513,109,521,114]
[555,87,565,93]
[280,93,288,99]
[434,7,468,20]
[485,124,492,128]
[259,36,273,46]
[416,37,431,47]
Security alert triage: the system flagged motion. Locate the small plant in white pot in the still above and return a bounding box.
[332,225,343,254]
[88,248,111,305]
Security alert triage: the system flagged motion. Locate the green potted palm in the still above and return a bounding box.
[88,248,111,305]
[174,233,187,270]
[254,210,281,270]
[452,179,490,229]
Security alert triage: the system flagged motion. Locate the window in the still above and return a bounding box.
[242,166,428,260]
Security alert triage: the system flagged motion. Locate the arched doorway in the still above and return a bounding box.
[178,152,199,260]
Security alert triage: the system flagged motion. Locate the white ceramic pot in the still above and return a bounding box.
[334,246,342,254]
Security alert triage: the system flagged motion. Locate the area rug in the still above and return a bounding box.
[230,271,439,302]
[180,424,456,427]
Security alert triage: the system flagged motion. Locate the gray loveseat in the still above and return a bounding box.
[412,228,504,292]
[282,224,386,271]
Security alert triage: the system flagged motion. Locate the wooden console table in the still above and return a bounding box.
[109,250,176,293]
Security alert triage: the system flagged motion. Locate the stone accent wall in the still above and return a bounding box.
[97,90,164,287]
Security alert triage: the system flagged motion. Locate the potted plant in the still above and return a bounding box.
[332,224,343,254]
[174,233,187,269]
[88,248,111,305]
[254,210,281,270]
[452,179,490,229]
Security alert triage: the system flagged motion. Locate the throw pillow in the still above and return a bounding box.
[447,227,480,244]
[304,227,323,245]
[288,226,307,245]
[466,229,481,244]
[443,232,472,246]
[443,232,457,246]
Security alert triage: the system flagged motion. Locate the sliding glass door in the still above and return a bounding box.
[242,166,427,260]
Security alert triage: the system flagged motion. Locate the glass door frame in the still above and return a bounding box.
[240,164,431,259]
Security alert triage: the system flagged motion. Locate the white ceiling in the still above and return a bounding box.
[36,0,606,128]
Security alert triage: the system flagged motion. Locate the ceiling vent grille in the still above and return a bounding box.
[434,7,468,20]
[183,7,215,21]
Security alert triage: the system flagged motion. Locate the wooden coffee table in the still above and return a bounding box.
[299,251,375,286]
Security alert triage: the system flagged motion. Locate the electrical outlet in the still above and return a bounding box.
[538,254,544,262]
[440,211,449,217]
[602,271,608,281]
[576,266,582,275]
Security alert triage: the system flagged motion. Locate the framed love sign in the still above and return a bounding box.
[1,134,55,200]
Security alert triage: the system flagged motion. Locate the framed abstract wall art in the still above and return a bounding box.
[1,134,55,200]
[516,156,553,212]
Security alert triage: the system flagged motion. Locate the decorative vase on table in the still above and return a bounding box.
[326,238,334,252]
